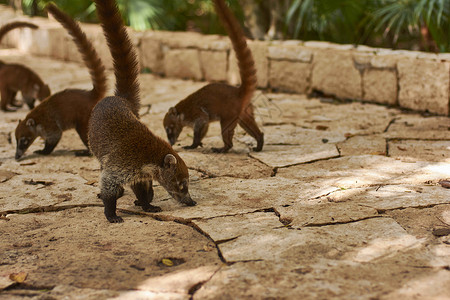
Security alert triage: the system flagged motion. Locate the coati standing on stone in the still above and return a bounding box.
[14,3,107,159]
[88,0,195,223]
[0,21,50,111]
[163,0,263,153]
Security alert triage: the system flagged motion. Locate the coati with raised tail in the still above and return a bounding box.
[14,3,107,159]
[88,0,195,223]
[0,21,50,111]
[163,0,263,153]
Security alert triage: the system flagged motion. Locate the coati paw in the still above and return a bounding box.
[74,149,92,157]
[211,147,229,153]
[2,107,18,112]
[34,150,51,155]
[106,215,124,223]
[253,146,263,152]
[142,205,162,213]
[183,144,201,150]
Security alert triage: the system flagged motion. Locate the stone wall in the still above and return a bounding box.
[1,5,449,116]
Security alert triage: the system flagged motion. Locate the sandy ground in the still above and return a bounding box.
[0,49,450,299]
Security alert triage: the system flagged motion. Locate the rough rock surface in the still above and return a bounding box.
[0,50,449,299]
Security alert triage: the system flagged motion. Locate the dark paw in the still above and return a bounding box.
[211,147,229,153]
[253,146,263,152]
[142,205,162,213]
[106,215,124,223]
[34,150,51,155]
[11,101,23,108]
[183,144,200,150]
[185,200,197,206]
[2,107,18,112]
[75,149,92,157]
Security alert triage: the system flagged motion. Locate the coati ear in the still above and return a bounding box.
[26,118,36,128]
[168,107,177,116]
[163,154,177,169]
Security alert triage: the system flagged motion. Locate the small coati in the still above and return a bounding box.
[163,0,264,153]
[14,3,107,159]
[0,21,50,111]
[88,0,195,223]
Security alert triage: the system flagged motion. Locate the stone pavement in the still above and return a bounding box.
[0,49,449,300]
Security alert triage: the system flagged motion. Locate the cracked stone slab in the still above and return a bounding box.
[194,260,449,300]
[119,177,310,220]
[322,185,450,211]
[250,144,339,168]
[384,114,450,140]
[197,215,421,263]
[277,155,450,188]
[0,207,221,290]
[275,201,379,227]
[178,152,273,179]
[388,139,450,163]
[337,135,386,156]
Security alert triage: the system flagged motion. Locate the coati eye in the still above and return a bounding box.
[20,138,29,145]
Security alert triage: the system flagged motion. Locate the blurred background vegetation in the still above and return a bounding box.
[0,0,448,52]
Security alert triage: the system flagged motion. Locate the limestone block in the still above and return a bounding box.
[164,49,202,80]
[139,32,164,74]
[311,50,362,99]
[200,50,227,82]
[398,57,450,115]
[228,41,269,88]
[370,53,399,68]
[269,60,311,94]
[363,68,397,105]
[268,44,312,62]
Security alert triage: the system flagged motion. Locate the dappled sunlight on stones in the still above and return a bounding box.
[389,140,450,163]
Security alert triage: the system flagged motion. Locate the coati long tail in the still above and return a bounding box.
[213,0,257,113]
[0,21,38,42]
[93,0,141,117]
[46,3,107,100]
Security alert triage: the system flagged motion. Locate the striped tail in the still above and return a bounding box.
[213,0,257,113]
[94,0,141,117]
[46,3,107,100]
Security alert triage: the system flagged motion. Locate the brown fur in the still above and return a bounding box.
[88,0,195,223]
[163,0,263,153]
[14,3,107,159]
[0,21,50,111]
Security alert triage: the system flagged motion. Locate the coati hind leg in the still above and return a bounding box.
[74,123,92,157]
[1,88,17,112]
[212,119,238,153]
[239,112,264,152]
[131,181,162,213]
[99,170,125,223]
[34,132,62,155]
[184,117,209,150]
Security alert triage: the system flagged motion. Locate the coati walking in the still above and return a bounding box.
[14,3,107,159]
[88,0,195,223]
[163,0,264,153]
[0,21,50,111]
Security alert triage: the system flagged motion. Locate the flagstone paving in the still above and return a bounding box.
[0,50,449,299]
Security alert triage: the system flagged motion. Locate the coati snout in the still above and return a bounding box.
[15,118,38,160]
[157,154,196,206]
[163,107,183,146]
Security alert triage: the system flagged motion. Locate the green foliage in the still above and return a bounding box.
[6,0,449,52]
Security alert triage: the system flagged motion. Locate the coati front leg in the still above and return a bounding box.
[9,91,22,107]
[184,117,209,150]
[74,123,92,157]
[131,181,161,212]
[212,119,238,153]
[99,171,124,223]
[34,132,62,155]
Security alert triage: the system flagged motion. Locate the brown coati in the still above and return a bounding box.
[88,0,195,223]
[14,3,107,159]
[163,0,264,153]
[0,21,50,111]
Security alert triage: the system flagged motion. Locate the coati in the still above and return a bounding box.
[0,21,50,111]
[14,3,107,159]
[88,0,195,223]
[163,0,263,153]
